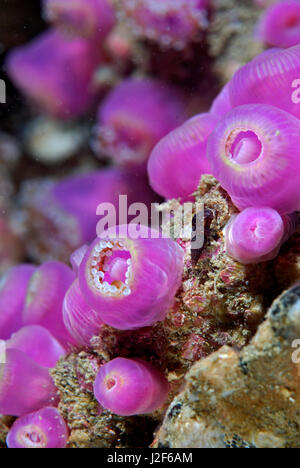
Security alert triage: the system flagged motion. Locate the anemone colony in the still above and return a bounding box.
[1,0,300,449]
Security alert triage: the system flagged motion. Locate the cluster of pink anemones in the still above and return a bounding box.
[148,45,300,264]
[0,225,184,434]
[4,1,300,446]
[0,260,73,447]
[0,261,73,428]
[63,226,184,415]
[206,46,300,263]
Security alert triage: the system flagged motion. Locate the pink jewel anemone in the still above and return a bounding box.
[6,407,68,448]
[224,207,285,264]
[0,349,59,416]
[22,261,75,347]
[0,264,36,340]
[6,30,100,119]
[210,82,233,118]
[257,0,300,48]
[93,358,169,416]
[6,325,66,368]
[148,112,217,201]
[228,44,300,120]
[206,104,300,214]
[78,226,184,330]
[63,279,104,348]
[95,78,186,167]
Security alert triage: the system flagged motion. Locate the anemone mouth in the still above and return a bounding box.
[283,14,300,29]
[105,376,118,390]
[225,129,262,165]
[250,221,261,240]
[18,425,47,448]
[89,240,133,297]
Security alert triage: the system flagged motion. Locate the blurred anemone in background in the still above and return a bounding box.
[6,29,102,119]
[116,0,209,49]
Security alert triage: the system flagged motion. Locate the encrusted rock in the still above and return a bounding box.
[153,284,300,448]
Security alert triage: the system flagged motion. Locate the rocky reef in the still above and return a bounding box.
[154,283,300,448]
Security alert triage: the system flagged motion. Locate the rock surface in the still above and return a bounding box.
[153,284,300,448]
